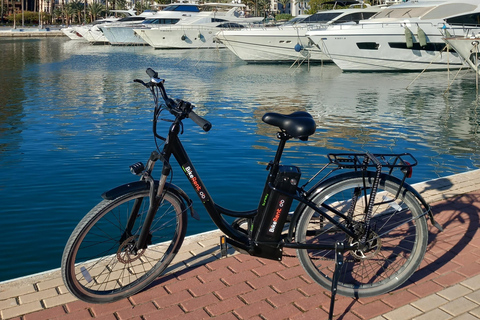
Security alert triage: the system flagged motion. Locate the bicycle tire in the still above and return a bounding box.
[61,189,187,303]
[296,172,428,298]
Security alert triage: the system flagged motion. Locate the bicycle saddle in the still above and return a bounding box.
[262,111,316,141]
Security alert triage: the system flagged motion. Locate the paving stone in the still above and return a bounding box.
[468,306,480,318]
[19,288,58,304]
[0,285,36,300]
[351,300,392,319]
[0,297,18,310]
[35,277,64,291]
[42,292,78,308]
[411,294,449,312]
[1,300,43,319]
[412,308,452,320]
[455,313,480,320]
[204,297,245,317]
[382,304,423,320]
[466,290,480,304]
[437,284,473,301]
[22,305,67,320]
[462,274,480,291]
[440,297,478,316]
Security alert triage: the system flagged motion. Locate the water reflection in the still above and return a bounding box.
[1,38,480,282]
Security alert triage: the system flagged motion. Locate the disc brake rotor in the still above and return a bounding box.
[117,236,146,264]
[350,231,382,260]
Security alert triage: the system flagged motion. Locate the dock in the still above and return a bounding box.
[1,169,480,319]
[0,28,65,37]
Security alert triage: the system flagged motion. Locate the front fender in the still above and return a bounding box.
[101,181,199,220]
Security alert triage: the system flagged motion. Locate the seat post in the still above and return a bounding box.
[271,132,290,174]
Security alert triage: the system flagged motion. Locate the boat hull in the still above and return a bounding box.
[215,27,329,63]
[135,26,225,49]
[307,23,465,71]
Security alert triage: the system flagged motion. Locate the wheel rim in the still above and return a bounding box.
[64,192,183,300]
[296,176,426,296]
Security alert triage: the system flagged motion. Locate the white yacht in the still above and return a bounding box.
[133,4,264,49]
[306,0,480,71]
[99,3,202,46]
[213,6,382,63]
[72,10,138,44]
[61,27,85,40]
[443,31,480,75]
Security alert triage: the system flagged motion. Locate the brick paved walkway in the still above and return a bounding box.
[2,170,480,320]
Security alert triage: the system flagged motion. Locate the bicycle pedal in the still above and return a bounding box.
[129,162,145,175]
[220,236,228,258]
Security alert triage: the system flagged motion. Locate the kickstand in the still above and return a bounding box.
[328,241,344,320]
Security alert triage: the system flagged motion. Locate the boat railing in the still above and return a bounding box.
[307,21,459,32]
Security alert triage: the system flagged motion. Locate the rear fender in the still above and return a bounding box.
[102,180,199,220]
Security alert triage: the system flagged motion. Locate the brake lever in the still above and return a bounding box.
[133,79,148,87]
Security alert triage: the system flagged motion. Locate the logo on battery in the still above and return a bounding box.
[268,198,285,234]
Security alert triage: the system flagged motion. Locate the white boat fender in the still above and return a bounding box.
[405,27,413,49]
[294,43,303,52]
[198,32,202,39]
[417,26,427,48]
[443,26,452,50]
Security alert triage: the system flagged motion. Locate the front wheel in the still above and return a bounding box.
[61,189,187,303]
[296,173,428,298]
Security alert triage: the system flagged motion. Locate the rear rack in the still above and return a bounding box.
[327,153,417,170]
[301,152,417,193]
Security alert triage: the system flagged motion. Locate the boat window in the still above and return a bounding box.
[144,18,180,24]
[118,16,146,22]
[217,23,244,28]
[303,12,343,24]
[388,42,454,52]
[421,3,476,20]
[356,42,379,50]
[333,12,377,24]
[446,13,480,27]
[372,7,434,19]
[212,18,228,22]
[163,5,200,12]
[283,16,307,25]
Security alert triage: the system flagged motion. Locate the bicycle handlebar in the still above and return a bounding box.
[136,68,212,132]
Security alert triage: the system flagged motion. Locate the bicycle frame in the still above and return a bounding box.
[130,114,363,259]
[124,69,440,263]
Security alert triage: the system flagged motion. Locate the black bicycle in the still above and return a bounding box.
[61,68,442,318]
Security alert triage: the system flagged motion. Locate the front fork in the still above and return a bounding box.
[121,151,171,251]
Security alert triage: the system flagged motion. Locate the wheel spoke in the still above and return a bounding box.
[62,191,186,303]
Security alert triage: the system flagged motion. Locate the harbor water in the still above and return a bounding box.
[1,37,480,282]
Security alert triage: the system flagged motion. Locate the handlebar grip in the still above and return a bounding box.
[146,68,158,79]
[188,111,212,132]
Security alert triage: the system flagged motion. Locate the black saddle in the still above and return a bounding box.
[262,111,316,141]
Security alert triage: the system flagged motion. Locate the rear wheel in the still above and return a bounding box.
[296,173,428,297]
[61,190,187,303]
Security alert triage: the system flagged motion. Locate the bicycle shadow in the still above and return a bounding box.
[144,245,228,290]
[406,179,480,284]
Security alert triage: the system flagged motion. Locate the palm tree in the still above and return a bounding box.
[243,0,255,16]
[277,0,290,13]
[21,0,24,27]
[257,0,270,17]
[63,4,74,25]
[53,6,62,24]
[68,0,83,24]
[88,2,104,22]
